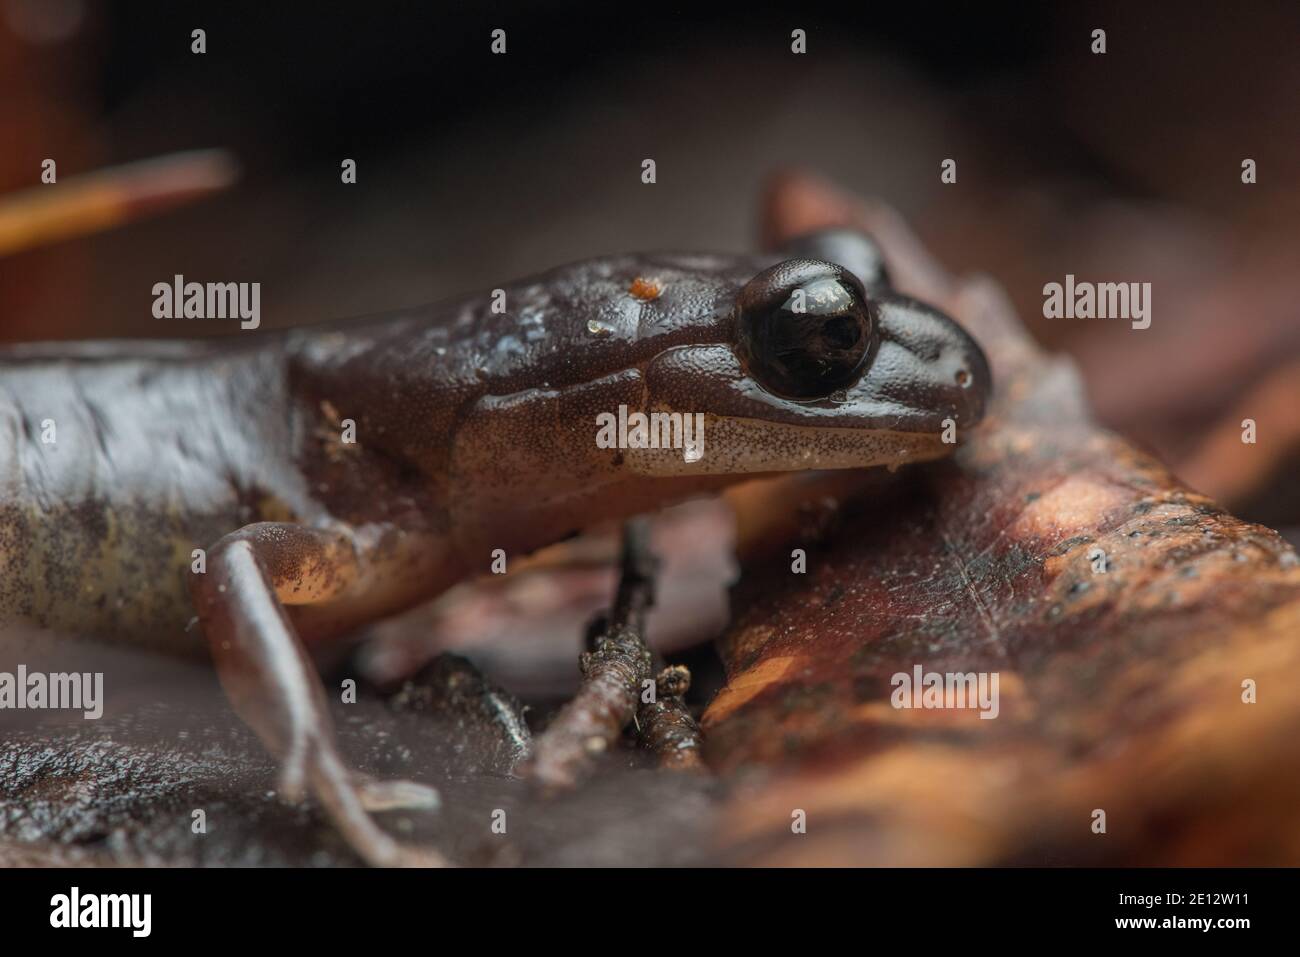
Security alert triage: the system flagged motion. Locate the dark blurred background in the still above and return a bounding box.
[2,0,1297,531]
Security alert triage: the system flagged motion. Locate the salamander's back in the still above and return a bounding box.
[0,345,306,647]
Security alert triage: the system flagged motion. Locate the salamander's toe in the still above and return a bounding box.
[355,776,441,812]
[303,746,450,866]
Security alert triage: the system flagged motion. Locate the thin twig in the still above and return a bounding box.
[638,665,705,771]
[0,149,238,257]
[524,520,656,791]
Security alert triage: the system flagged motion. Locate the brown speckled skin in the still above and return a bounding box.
[0,237,988,654]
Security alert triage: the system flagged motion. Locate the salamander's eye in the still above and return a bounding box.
[735,259,878,400]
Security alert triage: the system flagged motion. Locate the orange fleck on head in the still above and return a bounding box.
[628,277,662,301]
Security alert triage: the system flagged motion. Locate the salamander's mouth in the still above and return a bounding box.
[619,413,950,476]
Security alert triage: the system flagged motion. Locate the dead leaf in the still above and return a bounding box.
[703,171,1300,866]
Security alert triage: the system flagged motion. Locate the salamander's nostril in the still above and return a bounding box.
[955,368,971,387]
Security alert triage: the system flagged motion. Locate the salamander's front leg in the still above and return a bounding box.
[188,522,445,867]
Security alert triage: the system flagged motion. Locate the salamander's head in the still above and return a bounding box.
[628,227,991,476]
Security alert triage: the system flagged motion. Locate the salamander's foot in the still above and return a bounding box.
[276,720,449,867]
[190,522,450,867]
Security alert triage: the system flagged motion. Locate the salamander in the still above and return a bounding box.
[0,227,990,864]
